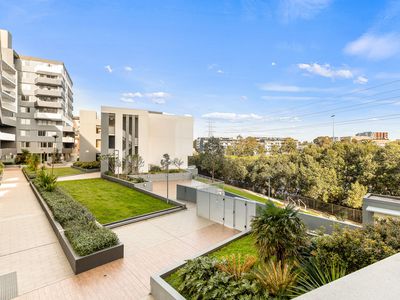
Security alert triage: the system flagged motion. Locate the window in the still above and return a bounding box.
[96,126,101,134]
[21,95,30,101]
[21,142,30,148]
[109,136,115,149]
[20,130,27,136]
[38,130,46,136]
[46,131,56,137]
[40,142,53,148]
[20,119,30,125]
[96,139,101,149]
[20,107,31,113]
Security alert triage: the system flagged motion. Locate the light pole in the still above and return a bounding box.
[52,135,58,175]
[331,114,335,142]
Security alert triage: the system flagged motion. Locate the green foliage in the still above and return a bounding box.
[200,137,225,180]
[226,137,265,156]
[36,169,58,191]
[345,181,368,208]
[216,254,257,280]
[15,149,30,164]
[253,259,298,298]
[149,165,162,173]
[0,161,4,175]
[171,257,268,299]
[291,257,346,296]
[73,161,100,169]
[251,202,308,262]
[27,154,40,171]
[311,224,396,273]
[33,182,119,256]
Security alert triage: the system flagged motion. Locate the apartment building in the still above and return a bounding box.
[341,132,390,147]
[97,106,193,173]
[356,131,389,140]
[77,110,101,161]
[0,29,74,160]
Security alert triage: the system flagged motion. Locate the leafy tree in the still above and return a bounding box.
[160,153,172,171]
[313,136,332,147]
[345,181,368,208]
[172,157,184,170]
[232,137,264,156]
[251,202,308,262]
[200,137,224,180]
[280,138,298,153]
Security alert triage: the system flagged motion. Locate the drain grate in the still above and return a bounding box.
[0,272,17,300]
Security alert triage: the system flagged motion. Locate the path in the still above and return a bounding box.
[0,167,73,298]
[3,169,238,299]
[57,172,100,181]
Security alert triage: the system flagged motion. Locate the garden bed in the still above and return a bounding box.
[22,168,124,274]
[60,176,185,227]
[46,167,84,177]
[71,165,100,173]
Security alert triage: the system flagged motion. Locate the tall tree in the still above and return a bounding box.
[200,137,224,180]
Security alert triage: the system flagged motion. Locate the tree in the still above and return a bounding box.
[313,136,332,147]
[160,153,172,171]
[280,138,297,153]
[200,137,224,180]
[130,154,144,174]
[251,202,308,262]
[173,158,184,170]
[345,181,368,208]
[233,137,264,156]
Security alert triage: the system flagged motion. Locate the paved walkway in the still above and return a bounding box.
[57,172,101,181]
[0,168,73,296]
[2,169,238,299]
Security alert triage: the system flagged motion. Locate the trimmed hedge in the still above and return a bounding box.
[33,180,119,256]
[73,161,100,169]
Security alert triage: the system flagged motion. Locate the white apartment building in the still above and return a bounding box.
[82,106,194,173]
[0,29,74,160]
[77,110,101,162]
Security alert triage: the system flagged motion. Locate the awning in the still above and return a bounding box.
[366,206,400,217]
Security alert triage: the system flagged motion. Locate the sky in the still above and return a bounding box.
[1,0,400,141]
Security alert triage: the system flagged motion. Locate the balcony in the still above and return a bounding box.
[2,101,17,113]
[34,112,63,121]
[35,76,62,87]
[34,99,62,109]
[34,88,63,98]
[63,126,74,132]
[1,73,16,87]
[2,116,16,126]
[1,60,16,74]
[62,148,73,154]
[0,131,15,141]
[62,136,75,143]
[1,90,16,101]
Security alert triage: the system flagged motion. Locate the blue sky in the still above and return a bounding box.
[1,0,400,140]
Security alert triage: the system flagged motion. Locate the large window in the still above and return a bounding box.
[21,142,30,148]
[20,119,30,125]
[20,130,27,136]
[38,130,46,136]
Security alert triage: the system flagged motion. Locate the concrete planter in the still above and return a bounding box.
[23,169,124,274]
[71,165,100,173]
[130,171,193,182]
[150,230,250,300]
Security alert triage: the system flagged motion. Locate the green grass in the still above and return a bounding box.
[46,167,83,177]
[209,234,257,260]
[223,185,271,204]
[58,178,174,224]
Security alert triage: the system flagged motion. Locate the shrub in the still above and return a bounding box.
[216,254,257,280]
[172,257,268,299]
[36,169,57,191]
[0,161,4,175]
[149,165,162,173]
[253,259,298,298]
[73,161,100,169]
[27,154,40,171]
[15,149,30,164]
[251,202,308,262]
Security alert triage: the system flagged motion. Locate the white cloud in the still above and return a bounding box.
[271,62,277,66]
[124,66,133,72]
[208,64,224,74]
[202,112,263,122]
[240,95,248,101]
[279,0,332,22]
[262,95,316,101]
[122,92,144,98]
[344,33,400,60]
[120,91,170,104]
[297,63,353,79]
[259,83,334,93]
[216,69,224,74]
[354,76,368,85]
[104,65,113,73]
[120,97,135,103]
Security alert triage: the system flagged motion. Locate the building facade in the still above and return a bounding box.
[77,110,101,162]
[99,106,193,173]
[0,29,74,160]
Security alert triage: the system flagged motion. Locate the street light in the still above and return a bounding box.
[52,134,58,175]
[331,114,335,142]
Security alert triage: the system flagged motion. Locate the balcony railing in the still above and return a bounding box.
[1,73,16,87]
[62,136,75,143]
[63,126,74,132]
[35,76,63,87]
[1,101,17,113]
[0,131,15,141]
[1,90,16,101]
[34,112,63,121]
[2,116,16,126]
[34,88,63,98]
[1,60,16,74]
[34,99,62,109]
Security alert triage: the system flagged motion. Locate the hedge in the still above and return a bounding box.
[33,180,119,256]
[73,161,100,169]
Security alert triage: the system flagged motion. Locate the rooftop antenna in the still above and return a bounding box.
[207,119,215,137]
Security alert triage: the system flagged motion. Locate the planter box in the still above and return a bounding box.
[150,230,250,300]
[71,165,100,173]
[23,169,124,274]
[130,171,193,182]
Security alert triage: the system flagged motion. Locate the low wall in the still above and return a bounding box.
[23,170,124,274]
[130,171,193,182]
[102,173,153,191]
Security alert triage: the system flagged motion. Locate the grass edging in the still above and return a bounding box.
[22,168,124,274]
[71,165,100,173]
[150,230,250,300]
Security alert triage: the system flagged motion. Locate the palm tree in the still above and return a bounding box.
[251,202,307,262]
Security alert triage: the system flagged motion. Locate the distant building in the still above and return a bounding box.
[356,131,388,140]
[341,132,390,147]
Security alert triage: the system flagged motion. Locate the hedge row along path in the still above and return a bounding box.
[4,168,238,299]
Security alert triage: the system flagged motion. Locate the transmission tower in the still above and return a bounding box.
[207,119,215,137]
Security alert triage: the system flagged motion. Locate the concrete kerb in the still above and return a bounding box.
[150,230,250,300]
[22,168,124,274]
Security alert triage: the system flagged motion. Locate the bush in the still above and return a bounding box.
[15,149,30,164]
[23,167,37,179]
[33,182,119,256]
[36,169,57,191]
[27,154,40,171]
[149,165,162,173]
[172,257,268,299]
[0,161,4,175]
[73,161,100,169]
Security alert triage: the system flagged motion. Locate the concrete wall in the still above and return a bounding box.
[362,193,400,224]
[79,110,100,162]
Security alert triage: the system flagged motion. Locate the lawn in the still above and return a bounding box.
[58,178,174,224]
[223,184,272,204]
[47,167,83,177]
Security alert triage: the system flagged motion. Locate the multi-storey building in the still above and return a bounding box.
[77,110,101,162]
[0,29,74,160]
[356,131,389,140]
[97,106,193,173]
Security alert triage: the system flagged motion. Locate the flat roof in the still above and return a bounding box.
[364,194,400,205]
